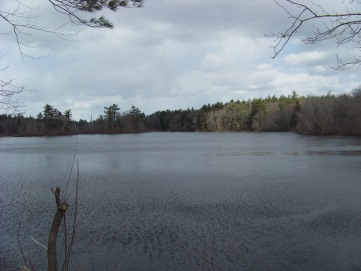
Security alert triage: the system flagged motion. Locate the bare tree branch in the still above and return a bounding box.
[269,0,361,69]
[1,0,143,60]
[0,0,143,113]
[0,68,26,115]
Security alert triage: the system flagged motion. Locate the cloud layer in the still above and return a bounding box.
[2,0,361,120]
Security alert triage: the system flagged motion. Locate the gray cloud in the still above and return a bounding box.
[3,0,361,120]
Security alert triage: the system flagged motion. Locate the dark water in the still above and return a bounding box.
[1,132,361,271]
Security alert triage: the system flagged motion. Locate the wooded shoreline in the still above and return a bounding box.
[1,90,361,137]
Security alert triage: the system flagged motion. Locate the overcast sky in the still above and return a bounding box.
[2,0,361,120]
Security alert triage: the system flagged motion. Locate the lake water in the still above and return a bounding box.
[1,132,361,271]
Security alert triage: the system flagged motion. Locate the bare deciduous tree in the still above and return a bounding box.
[270,0,361,69]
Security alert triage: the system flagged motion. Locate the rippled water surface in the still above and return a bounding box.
[1,132,361,270]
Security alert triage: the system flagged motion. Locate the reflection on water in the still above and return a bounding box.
[222,150,361,157]
[1,132,361,270]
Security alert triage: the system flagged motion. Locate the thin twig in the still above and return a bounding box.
[17,225,28,269]
[30,236,48,250]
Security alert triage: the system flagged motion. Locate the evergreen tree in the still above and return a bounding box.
[104,104,120,131]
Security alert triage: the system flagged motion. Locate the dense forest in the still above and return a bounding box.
[1,89,361,136]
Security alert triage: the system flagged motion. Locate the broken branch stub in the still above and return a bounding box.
[48,187,69,271]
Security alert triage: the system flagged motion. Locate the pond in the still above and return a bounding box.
[1,132,361,270]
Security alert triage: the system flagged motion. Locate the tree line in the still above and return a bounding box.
[1,88,361,136]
